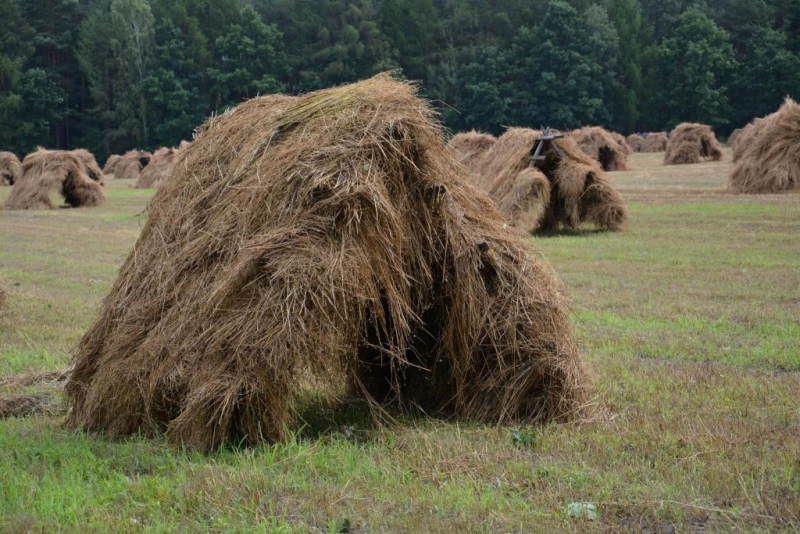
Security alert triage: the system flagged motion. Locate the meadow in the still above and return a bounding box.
[0,149,798,533]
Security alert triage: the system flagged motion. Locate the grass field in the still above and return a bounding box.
[1,149,798,533]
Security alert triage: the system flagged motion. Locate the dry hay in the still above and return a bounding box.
[114,150,152,180]
[65,74,592,451]
[626,134,645,152]
[729,98,800,194]
[448,130,497,171]
[455,127,627,233]
[664,124,723,165]
[731,118,768,163]
[136,147,178,189]
[0,394,63,418]
[179,140,192,151]
[103,154,122,175]
[610,131,633,155]
[640,132,668,152]
[70,148,105,185]
[4,149,106,210]
[1,151,22,186]
[0,369,67,389]
[571,126,629,171]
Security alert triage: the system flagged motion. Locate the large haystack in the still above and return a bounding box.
[664,124,723,165]
[640,132,668,152]
[136,147,177,189]
[447,130,497,171]
[114,150,152,180]
[66,75,592,451]
[0,152,22,185]
[455,127,627,233]
[729,98,800,193]
[70,149,105,185]
[731,118,768,162]
[571,126,629,171]
[103,154,122,175]
[626,134,645,152]
[4,149,106,210]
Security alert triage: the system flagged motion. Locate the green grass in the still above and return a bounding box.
[1,154,799,532]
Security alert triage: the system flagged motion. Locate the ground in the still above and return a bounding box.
[0,149,798,533]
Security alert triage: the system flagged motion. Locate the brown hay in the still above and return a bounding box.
[664,124,723,165]
[448,130,497,171]
[103,154,122,175]
[626,134,645,152]
[114,150,152,180]
[65,74,592,451]
[0,394,63,418]
[4,149,107,210]
[0,369,68,389]
[179,140,192,151]
[729,98,800,194]
[0,151,22,186]
[610,131,633,155]
[571,126,629,171]
[640,132,668,152]
[731,118,768,163]
[70,149,105,185]
[136,147,178,189]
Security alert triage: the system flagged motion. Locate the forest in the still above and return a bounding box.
[1,0,798,160]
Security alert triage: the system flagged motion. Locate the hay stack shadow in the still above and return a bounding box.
[66,75,592,451]
[1,152,22,186]
[664,123,723,165]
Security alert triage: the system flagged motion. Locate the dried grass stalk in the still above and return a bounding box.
[136,147,178,189]
[664,124,723,165]
[571,126,629,171]
[729,98,800,193]
[4,149,106,210]
[0,394,63,418]
[0,151,22,186]
[66,74,592,451]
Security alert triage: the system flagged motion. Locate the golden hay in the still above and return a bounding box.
[731,118,768,163]
[664,124,723,165]
[66,75,592,451]
[70,149,105,185]
[114,150,152,180]
[571,126,629,171]
[103,154,122,175]
[0,394,63,418]
[4,149,106,210]
[626,134,645,152]
[448,130,497,171]
[136,147,178,189]
[1,152,22,186]
[640,132,668,152]
[610,131,633,155]
[729,98,800,194]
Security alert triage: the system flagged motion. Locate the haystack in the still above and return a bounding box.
[65,74,592,451]
[70,149,105,185]
[731,118,768,162]
[626,134,645,152]
[103,154,122,175]
[610,131,633,155]
[729,98,800,193]
[454,127,627,233]
[640,132,668,152]
[4,149,106,210]
[448,130,497,170]
[664,124,723,165]
[571,126,629,171]
[136,147,177,189]
[0,151,22,185]
[114,150,152,180]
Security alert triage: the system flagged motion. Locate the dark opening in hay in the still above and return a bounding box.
[571,127,629,171]
[136,147,178,189]
[451,127,628,233]
[729,98,800,194]
[640,132,668,152]
[626,134,645,152]
[66,74,592,451]
[114,150,152,180]
[664,124,723,165]
[4,149,106,210]
[1,152,22,186]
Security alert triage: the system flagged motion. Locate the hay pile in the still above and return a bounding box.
[664,124,723,165]
[571,126,629,171]
[70,149,105,185]
[731,118,768,162]
[448,130,497,174]
[640,132,668,152]
[103,154,122,175]
[453,127,627,233]
[729,98,800,194]
[610,131,633,155]
[65,74,592,451]
[1,152,22,186]
[114,150,152,180]
[4,149,106,210]
[136,147,178,188]
[626,134,645,152]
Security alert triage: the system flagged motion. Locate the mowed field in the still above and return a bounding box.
[0,148,798,533]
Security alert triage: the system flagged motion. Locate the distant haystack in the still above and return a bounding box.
[65,74,592,451]
[136,147,177,189]
[640,132,668,152]
[103,155,122,176]
[448,130,497,172]
[731,118,768,162]
[571,126,629,171]
[70,149,105,185]
[4,149,106,210]
[114,150,152,180]
[626,134,645,152]
[0,152,22,186]
[454,127,627,233]
[664,124,723,165]
[610,131,633,155]
[729,98,800,194]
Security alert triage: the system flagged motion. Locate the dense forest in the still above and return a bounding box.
[1,0,798,160]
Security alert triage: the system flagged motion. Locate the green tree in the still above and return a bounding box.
[605,0,644,132]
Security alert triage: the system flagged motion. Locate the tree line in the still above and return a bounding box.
[1,0,798,160]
